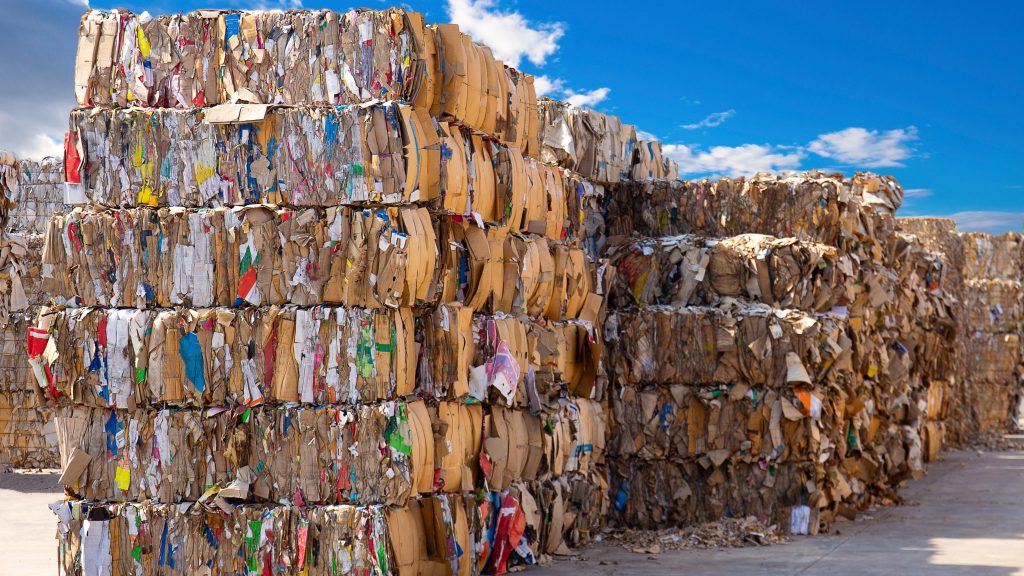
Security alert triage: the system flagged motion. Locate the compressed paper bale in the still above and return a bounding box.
[44,207,596,316]
[604,234,845,311]
[972,380,1017,432]
[69,105,406,207]
[967,333,1022,385]
[607,458,825,532]
[10,157,65,236]
[39,306,417,407]
[75,9,423,108]
[607,383,835,465]
[595,172,902,254]
[53,501,389,575]
[69,104,557,213]
[52,397,606,505]
[605,304,852,389]
[39,304,604,410]
[896,217,965,291]
[962,279,1023,334]
[960,231,1023,281]
[54,404,418,506]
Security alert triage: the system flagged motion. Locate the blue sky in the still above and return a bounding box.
[1,0,1021,232]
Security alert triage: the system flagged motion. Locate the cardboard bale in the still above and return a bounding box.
[54,403,422,506]
[68,105,411,207]
[38,305,417,407]
[538,101,677,184]
[74,9,425,108]
[962,279,1023,334]
[0,403,56,469]
[49,182,597,316]
[972,379,1017,432]
[608,383,836,465]
[11,158,65,235]
[896,217,965,295]
[604,234,846,311]
[968,333,1022,385]
[433,25,539,155]
[960,231,1023,281]
[606,303,851,389]
[890,231,959,406]
[44,206,436,310]
[53,501,388,575]
[596,172,902,255]
[0,154,62,469]
[419,311,602,406]
[895,218,970,444]
[0,320,58,469]
[607,458,825,532]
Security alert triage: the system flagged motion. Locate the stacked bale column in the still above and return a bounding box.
[592,173,944,532]
[45,8,620,575]
[0,155,63,470]
[894,218,965,449]
[958,232,1024,433]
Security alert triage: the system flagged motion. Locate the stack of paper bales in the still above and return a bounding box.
[0,154,62,470]
[46,7,626,575]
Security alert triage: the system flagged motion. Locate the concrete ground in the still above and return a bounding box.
[1,449,1022,575]
[543,449,1024,576]
[0,469,61,576]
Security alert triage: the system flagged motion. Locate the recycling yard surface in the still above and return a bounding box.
[540,447,1024,576]
[2,446,1023,575]
[0,470,60,576]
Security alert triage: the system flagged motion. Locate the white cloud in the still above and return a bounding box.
[636,130,660,141]
[21,133,63,159]
[0,102,69,161]
[903,188,933,198]
[657,124,923,180]
[564,87,610,108]
[229,0,302,10]
[446,0,564,68]
[808,126,919,168]
[663,143,805,177]
[681,109,735,130]
[0,1,79,160]
[946,211,1024,234]
[533,75,564,97]
[535,76,610,109]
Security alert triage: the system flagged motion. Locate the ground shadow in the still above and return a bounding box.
[539,449,1024,576]
[0,471,62,494]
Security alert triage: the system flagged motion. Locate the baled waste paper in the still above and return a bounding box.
[25,5,1024,571]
